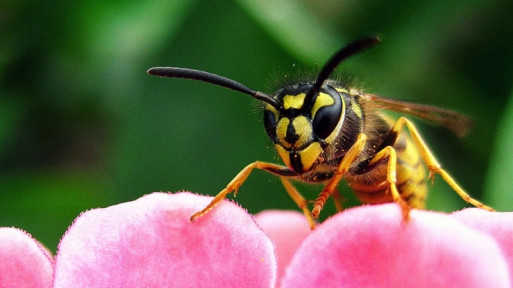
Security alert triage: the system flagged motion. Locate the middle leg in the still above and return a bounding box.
[366,145,411,219]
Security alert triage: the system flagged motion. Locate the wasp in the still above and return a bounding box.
[148,37,493,228]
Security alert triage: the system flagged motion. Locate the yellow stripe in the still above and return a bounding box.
[335,88,349,94]
[324,93,345,144]
[266,104,279,116]
[283,93,306,109]
[291,116,312,147]
[298,142,322,171]
[350,97,362,118]
[275,144,291,169]
[311,92,334,119]
[276,118,291,148]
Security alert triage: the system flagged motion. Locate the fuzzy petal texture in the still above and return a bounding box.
[255,210,311,285]
[53,192,276,288]
[0,227,54,288]
[281,204,510,288]
[451,208,513,278]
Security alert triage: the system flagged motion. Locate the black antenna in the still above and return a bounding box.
[305,36,381,102]
[147,67,279,109]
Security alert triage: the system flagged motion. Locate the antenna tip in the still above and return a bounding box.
[365,36,381,46]
[147,67,158,75]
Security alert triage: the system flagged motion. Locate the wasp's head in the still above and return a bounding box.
[147,36,379,175]
[263,83,347,174]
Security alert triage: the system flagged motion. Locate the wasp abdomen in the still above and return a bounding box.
[346,132,427,208]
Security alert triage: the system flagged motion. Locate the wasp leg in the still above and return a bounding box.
[312,133,368,218]
[392,117,494,211]
[331,188,345,213]
[280,177,317,229]
[190,161,297,222]
[367,146,411,220]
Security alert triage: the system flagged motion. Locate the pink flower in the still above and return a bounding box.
[53,192,276,287]
[0,227,53,288]
[271,205,511,288]
[0,192,511,287]
[254,210,311,284]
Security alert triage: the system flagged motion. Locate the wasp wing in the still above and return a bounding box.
[361,94,473,138]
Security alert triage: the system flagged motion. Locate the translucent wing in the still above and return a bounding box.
[361,93,473,138]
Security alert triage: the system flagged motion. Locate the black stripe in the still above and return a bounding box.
[289,152,304,174]
[285,121,299,144]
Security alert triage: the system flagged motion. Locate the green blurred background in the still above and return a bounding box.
[1,0,512,252]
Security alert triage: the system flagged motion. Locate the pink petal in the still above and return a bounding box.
[255,210,311,285]
[0,227,54,288]
[451,208,513,277]
[281,204,510,288]
[54,192,276,287]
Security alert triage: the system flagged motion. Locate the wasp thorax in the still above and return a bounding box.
[263,84,345,173]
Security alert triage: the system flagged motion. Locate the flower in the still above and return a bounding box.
[0,227,53,288]
[1,192,511,287]
[254,210,311,285]
[274,204,511,288]
[53,192,276,287]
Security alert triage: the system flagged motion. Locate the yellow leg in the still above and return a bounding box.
[368,146,411,219]
[392,117,493,211]
[280,177,317,229]
[190,161,295,222]
[331,188,345,213]
[312,133,368,218]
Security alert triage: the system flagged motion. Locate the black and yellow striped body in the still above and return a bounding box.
[264,83,428,209]
[148,37,493,228]
[345,115,428,209]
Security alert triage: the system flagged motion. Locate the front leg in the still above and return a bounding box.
[367,145,410,220]
[190,161,297,222]
[311,133,368,218]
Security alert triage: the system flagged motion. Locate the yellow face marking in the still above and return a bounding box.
[324,93,346,144]
[311,92,334,119]
[283,93,306,109]
[275,144,291,168]
[298,142,322,171]
[276,118,292,148]
[265,103,279,118]
[291,116,312,147]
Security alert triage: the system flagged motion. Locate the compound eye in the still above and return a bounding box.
[263,105,278,141]
[311,92,342,139]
